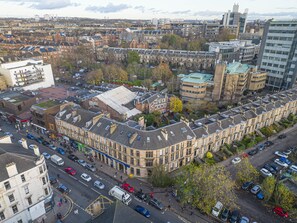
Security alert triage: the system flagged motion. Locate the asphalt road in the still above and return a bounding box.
[1,122,185,223]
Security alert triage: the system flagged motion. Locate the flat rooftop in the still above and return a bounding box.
[35,100,60,109]
[226,62,250,74]
[180,73,213,84]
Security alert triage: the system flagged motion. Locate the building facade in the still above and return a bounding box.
[134,92,169,114]
[257,20,297,90]
[222,4,248,35]
[54,88,297,178]
[0,59,55,90]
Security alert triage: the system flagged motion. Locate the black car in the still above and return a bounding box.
[241,181,254,190]
[248,149,258,156]
[270,163,280,172]
[220,208,230,222]
[278,134,287,139]
[42,140,50,146]
[230,210,240,223]
[264,141,274,147]
[68,154,79,162]
[135,190,149,201]
[263,164,276,175]
[149,198,164,210]
[49,176,57,185]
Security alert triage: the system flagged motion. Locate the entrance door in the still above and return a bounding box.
[119,163,124,172]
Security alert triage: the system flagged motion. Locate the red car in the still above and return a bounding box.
[64,167,77,176]
[121,183,134,193]
[273,207,288,218]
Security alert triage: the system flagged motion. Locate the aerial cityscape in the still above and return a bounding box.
[0,0,297,223]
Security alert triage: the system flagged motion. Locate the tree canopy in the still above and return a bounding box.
[170,97,183,113]
[235,158,259,185]
[127,51,140,64]
[152,63,173,83]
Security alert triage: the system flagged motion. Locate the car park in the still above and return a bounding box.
[134,205,150,218]
[85,163,96,172]
[56,148,65,155]
[274,151,288,158]
[278,134,287,139]
[274,159,289,167]
[26,133,35,140]
[77,159,87,167]
[81,173,92,182]
[240,216,250,223]
[220,208,230,221]
[230,210,240,223]
[248,149,258,156]
[49,144,57,150]
[68,154,79,162]
[64,167,77,176]
[94,180,105,189]
[242,182,254,191]
[42,152,51,159]
[29,144,38,150]
[121,183,134,193]
[256,191,264,200]
[273,206,288,218]
[263,164,276,175]
[232,157,241,164]
[149,198,164,210]
[250,185,261,194]
[260,168,272,177]
[212,201,223,217]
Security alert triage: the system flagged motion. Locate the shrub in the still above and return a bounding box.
[206,151,213,159]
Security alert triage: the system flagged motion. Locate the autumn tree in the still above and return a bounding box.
[175,163,237,214]
[85,69,103,85]
[142,79,152,90]
[102,64,128,81]
[170,97,183,113]
[235,158,259,185]
[149,165,174,188]
[261,176,276,202]
[152,63,173,83]
[274,183,296,211]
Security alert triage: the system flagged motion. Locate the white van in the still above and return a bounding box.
[212,201,223,217]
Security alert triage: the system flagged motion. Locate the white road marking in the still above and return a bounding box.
[69,175,77,180]
[78,180,88,187]
[91,188,101,195]
[58,169,65,173]
[94,174,99,178]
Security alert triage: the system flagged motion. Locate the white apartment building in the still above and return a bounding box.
[0,59,55,91]
[0,136,52,223]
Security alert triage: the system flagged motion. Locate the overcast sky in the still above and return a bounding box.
[0,0,297,20]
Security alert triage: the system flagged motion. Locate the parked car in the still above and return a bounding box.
[250,185,261,194]
[256,191,264,200]
[240,216,250,223]
[242,182,254,191]
[57,184,70,194]
[274,151,288,158]
[289,165,297,172]
[212,201,223,217]
[278,134,287,139]
[4,132,13,137]
[85,163,96,172]
[134,205,150,218]
[93,180,105,189]
[283,150,292,155]
[42,152,51,160]
[248,149,258,156]
[29,144,38,150]
[77,159,87,167]
[56,148,65,155]
[263,164,276,175]
[26,133,35,140]
[149,198,164,210]
[279,157,291,165]
[270,163,280,172]
[135,190,148,201]
[274,159,289,167]
[257,144,265,151]
[273,206,288,218]
[81,173,92,182]
[121,183,135,193]
[64,167,77,176]
[49,144,57,150]
[49,176,57,185]
[230,210,240,223]
[260,168,272,177]
[232,157,241,164]
[35,137,43,144]
[68,154,79,162]
[264,141,274,147]
[220,208,230,222]
[42,140,50,146]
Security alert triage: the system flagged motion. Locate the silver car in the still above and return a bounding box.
[77,159,87,167]
[85,163,96,172]
[94,180,105,189]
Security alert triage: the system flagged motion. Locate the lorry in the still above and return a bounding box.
[108,186,132,205]
[51,154,64,166]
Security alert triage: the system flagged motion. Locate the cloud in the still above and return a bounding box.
[134,5,145,13]
[172,10,191,14]
[249,11,297,19]
[0,0,78,10]
[192,10,224,17]
[86,3,130,13]
[276,7,297,10]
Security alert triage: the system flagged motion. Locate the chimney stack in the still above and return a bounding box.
[33,146,40,157]
[161,129,168,140]
[20,138,28,149]
[6,162,18,177]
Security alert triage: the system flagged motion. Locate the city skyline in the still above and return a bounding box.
[0,0,297,20]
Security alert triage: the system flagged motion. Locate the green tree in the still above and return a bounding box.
[149,165,174,187]
[127,51,140,64]
[235,158,259,185]
[152,63,173,83]
[175,163,237,213]
[261,176,276,202]
[142,79,152,90]
[85,69,103,85]
[274,183,296,211]
[170,97,183,113]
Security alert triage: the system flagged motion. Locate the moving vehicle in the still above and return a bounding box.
[232,157,241,164]
[81,173,92,182]
[121,183,135,193]
[149,198,164,210]
[260,168,272,177]
[42,152,51,160]
[85,163,96,172]
[134,205,150,218]
[56,148,65,155]
[274,159,288,167]
[64,167,77,176]
[274,151,288,158]
[212,201,223,217]
[250,185,261,194]
[68,154,79,162]
[51,154,64,166]
[220,208,230,222]
[108,186,132,205]
[94,180,105,189]
[273,206,288,218]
